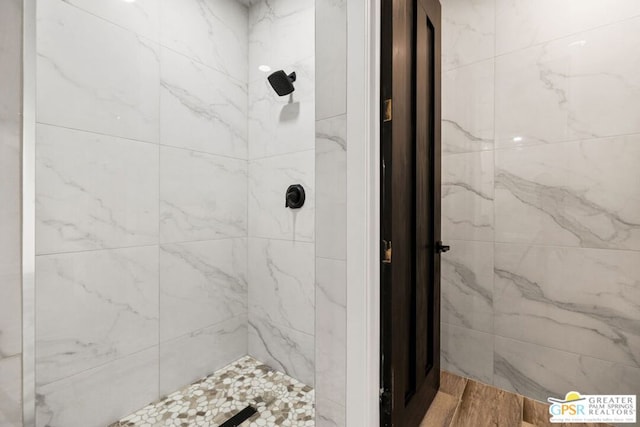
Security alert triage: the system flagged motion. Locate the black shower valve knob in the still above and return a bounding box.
[285,184,305,209]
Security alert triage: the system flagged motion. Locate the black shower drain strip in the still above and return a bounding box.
[219,405,258,427]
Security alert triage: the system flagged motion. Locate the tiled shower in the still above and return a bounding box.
[29,0,321,425]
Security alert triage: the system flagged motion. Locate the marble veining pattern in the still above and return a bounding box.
[160,47,248,159]
[160,239,248,342]
[248,239,314,335]
[160,0,248,80]
[442,151,494,242]
[36,124,159,254]
[249,316,315,388]
[160,146,247,243]
[441,323,494,385]
[442,0,495,71]
[443,59,494,154]
[112,356,314,427]
[495,17,640,149]
[160,316,247,396]
[495,136,640,250]
[494,243,640,368]
[441,240,494,334]
[37,0,160,143]
[35,246,159,386]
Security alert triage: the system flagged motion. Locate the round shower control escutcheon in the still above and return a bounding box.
[285,184,305,209]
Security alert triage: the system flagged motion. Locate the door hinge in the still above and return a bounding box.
[383,99,392,122]
[382,240,392,264]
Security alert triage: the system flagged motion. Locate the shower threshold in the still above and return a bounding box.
[110,356,315,427]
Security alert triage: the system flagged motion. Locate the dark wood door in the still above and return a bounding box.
[380,0,442,425]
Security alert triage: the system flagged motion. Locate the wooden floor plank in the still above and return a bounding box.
[440,371,467,399]
[422,372,614,427]
[419,391,460,427]
[449,380,522,427]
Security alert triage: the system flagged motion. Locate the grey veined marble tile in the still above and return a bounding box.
[0,355,22,426]
[443,59,494,154]
[160,0,248,81]
[495,136,640,250]
[160,238,248,342]
[442,0,495,71]
[248,315,315,387]
[37,0,160,143]
[441,323,494,384]
[441,240,494,334]
[494,243,640,368]
[160,47,248,159]
[442,151,494,242]
[495,336,640,402]
[36,246,159,386]
[36,124,159,254]
[160,146,247,243]
[495,17,640,148]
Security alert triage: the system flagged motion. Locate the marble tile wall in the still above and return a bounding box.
[34,0,249,425]
[442,0,640,406]
[314,0,347,425]
[246,0,317,391]
[0,0,23,424]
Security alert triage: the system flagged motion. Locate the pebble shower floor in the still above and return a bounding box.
[110,356,315,427]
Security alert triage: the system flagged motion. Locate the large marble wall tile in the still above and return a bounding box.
[160,0,248,80]
[36,246,159,386]
[442,151,494,242]
[443,59,494,154]
[248,0,314,84]
[315,258,346,408]
[60,0,160,41]
[37,0,160,143]
[441,323,494,384]
[442,240,493,334]
[160,315,247,395]
[248,57,315,159]
[495,136,640,249]
[494,243,640,368]
[0,0,22,132]
[36,346,158,427]
[159,146,247,243]
[316,398,346,427]
[160,238,247,342]
[316,115,346,260]
[36,124,159,254]
[496,0,640,55]
[248,316,315,387]
[248,150,315,242]
[494,336,640,402]
[494,336,585,401]
[0,355,22,426]
[315,0,346,120]
[248,239,314,335]
[442,0,495,71]
[495,18,640,149]
[160,47,247,159]
[0,143,21,361]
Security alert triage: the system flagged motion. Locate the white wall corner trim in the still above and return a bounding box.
[346,0,381,425]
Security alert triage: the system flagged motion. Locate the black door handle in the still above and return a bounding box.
[435,241,450,253]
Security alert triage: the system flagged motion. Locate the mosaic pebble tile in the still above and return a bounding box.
[109,356,314,427]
